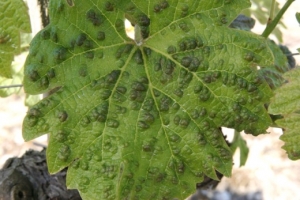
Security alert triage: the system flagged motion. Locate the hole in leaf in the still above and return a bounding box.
[125,19,134,40]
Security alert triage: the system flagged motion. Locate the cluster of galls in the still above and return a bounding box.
[153,0,169,13]
[57,144,71,161]
[86,9,104,26]
[154,56,176,85]
[168,158,185,176]
[178,68,193,91]
[224,104,260,133]
[98,163,118,180]
[147,167,168,185]
[28,30,67,90]
[173,115,190,129]
[25,102,57,146]
[91,70,120,100]
[138,100,156,131]
[129,80,148,111]
[180,56,201,72]
[69,32,97,59]
[176,36,204,53]
[26,107,42,127]
[180,4,189,17]
[156,95,171,113]
[82,102,109,127]
[30,25,100,90]
[216,13,229,26]
[200,71,221,84]
[27,67,51,90]
[115,44,134,68]
[115,44,133,59]
[136,14,150,39]
[0,32,10,44]
[221,71,263,100]
[39,26,58,43]
[142,137,158,152]
[104,1,115,12]
[196,127,232,171]
[169,134,183,157]
[206,7,230,26]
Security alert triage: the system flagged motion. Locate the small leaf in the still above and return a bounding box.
[0,0,31,78]
[259,41,290,90]
[296,12,300,24]
[269,67,300,160]
[269,68,300,115]
[230,131,249,166]
[25,94,41,107]
[0,52,27,97]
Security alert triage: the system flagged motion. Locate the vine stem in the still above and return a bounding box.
[0,84,23,89]
[286,53,300,56]
[261,0,295,38]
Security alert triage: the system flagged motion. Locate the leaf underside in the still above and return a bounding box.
[0,0,31,78]
[269,67,300,160]
[23,0,275,199]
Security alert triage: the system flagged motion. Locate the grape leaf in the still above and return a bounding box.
[296,12,300,24]
[230,131,249,167]
[25,93,41,107]
[258,40,290,90]
[269,67,300,160]
[0,0,31,78]
[23,0,275,199]
[0,52,27,97]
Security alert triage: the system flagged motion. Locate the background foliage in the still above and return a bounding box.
[0,0,31,78]
[243,0,285,42]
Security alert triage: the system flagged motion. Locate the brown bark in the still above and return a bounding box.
[0,149,81,200]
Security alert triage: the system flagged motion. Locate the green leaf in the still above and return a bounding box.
[296,12,300,24]
[258,40,289,90]
[25,94,41,107]
[0,0,31,78]
[269,68,300,115]
[0,52,27,97]
[230,131,249,166]
[23,0,275,199]
[269,67,300,160]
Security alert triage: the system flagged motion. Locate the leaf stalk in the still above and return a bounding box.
[286,53,300,56]
[0,84,23,89]
[268,0,276,24]
[261,0,295,38]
